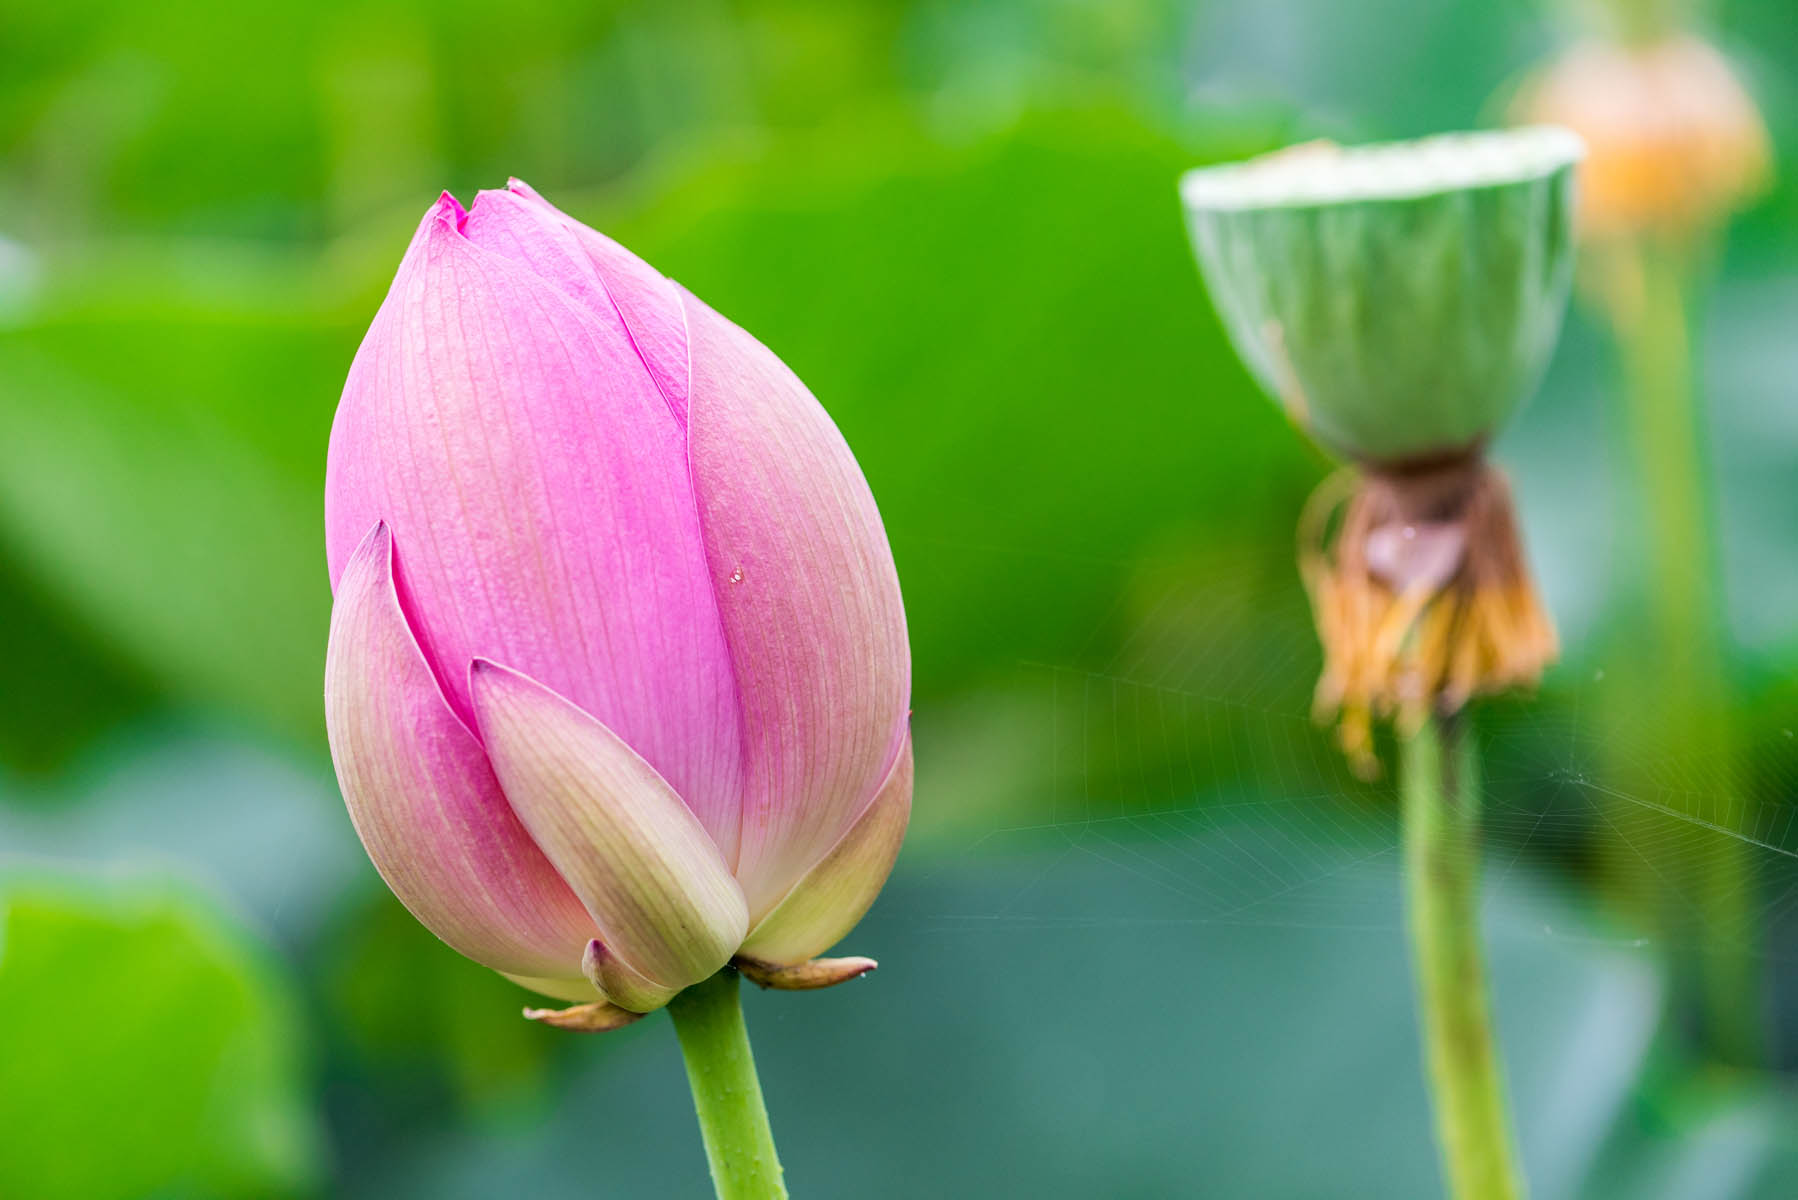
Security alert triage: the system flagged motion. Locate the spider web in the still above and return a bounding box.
[911,535,1798,963]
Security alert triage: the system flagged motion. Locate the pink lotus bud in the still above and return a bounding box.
[323,183,911,1014]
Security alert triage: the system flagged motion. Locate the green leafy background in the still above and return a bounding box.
[1,0,1796,1195]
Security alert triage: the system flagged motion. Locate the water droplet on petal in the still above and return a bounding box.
[728,567,744,584]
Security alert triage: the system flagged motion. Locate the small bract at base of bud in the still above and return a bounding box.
[523,1000,646,1034]
[734,956,879,991]
[1301,457,1558,779]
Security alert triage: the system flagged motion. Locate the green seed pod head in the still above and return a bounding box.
[1181,127,1583,465]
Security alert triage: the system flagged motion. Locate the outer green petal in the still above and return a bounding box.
[324,522,595,986]
[738,733,913,965]
[469,659,748,1011]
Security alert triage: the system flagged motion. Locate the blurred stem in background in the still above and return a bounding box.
[1607,0,1681,43]
[1514,3,1772,1065]
[1606,239,1759,1063]
[668,970,788,1200]
[1403,718,1526,1200]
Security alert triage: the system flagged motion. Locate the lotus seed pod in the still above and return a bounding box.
[1181,128,1583,466]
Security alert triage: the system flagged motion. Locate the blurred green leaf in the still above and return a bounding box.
[0,548,149,776]
[0,294,349,744]
[325,893,557,1118]
[0,870,323,1199]
[339,819,1676,1198]
[1582,1062,1798,1199]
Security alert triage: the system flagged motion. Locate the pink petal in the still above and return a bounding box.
[682,288,911,916]
[462,180,690,424]
[323,522,595,987]
[469,659,748,1012]
[738,732,913,964]
[324,197,744,861]
[502,972,605,1005]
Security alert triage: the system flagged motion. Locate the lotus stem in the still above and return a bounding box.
[1402,717,1525,1200]
[668,969,788,1200]
[1608,239,1759,1063]
[1610,0,1681,44]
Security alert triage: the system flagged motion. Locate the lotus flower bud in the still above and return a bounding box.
[1515,35,1770,240]
[1180,131,1579,774]
[323,183,912,1020]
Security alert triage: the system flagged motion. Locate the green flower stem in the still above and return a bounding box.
[1402,717,1525,1200]
[1610,0,1680,44]
[1619,244,1711,666]
[667,969,788,1200]
[1610,241,1759,1063]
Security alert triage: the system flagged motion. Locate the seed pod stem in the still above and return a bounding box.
[1403,717,1526,1200]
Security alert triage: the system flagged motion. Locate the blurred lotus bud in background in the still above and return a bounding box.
[1514,10,1769,241]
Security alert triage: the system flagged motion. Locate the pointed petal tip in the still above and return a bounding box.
[415,192,475,256]
[429,190,467,231]
[582,936,679,1013]
[332,519,393,596]
[464,655,513,701]
[358,518,392,556]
